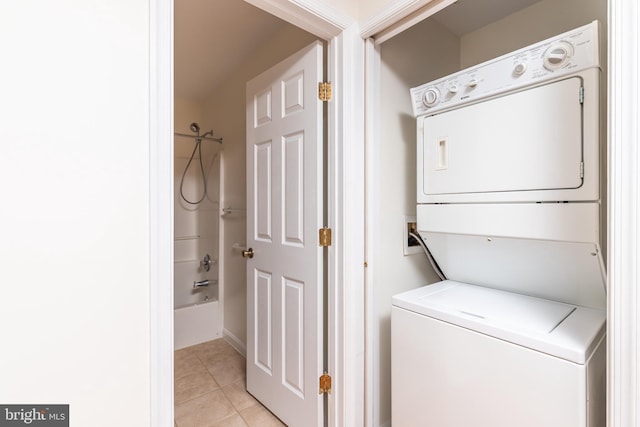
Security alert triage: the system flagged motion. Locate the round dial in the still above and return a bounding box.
[513,62,527,76]
[422,87,440,107]
[543,41,574,70]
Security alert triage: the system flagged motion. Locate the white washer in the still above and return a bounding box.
[392,281,606,427]
[393,21,606,426]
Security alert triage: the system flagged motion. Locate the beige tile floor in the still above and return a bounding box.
[174,338,286,427]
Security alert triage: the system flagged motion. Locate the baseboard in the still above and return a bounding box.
[223,328,247,357]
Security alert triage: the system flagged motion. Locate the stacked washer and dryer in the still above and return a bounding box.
[392,22,606,426]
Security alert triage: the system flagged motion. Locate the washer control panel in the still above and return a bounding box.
[410,21,599,117]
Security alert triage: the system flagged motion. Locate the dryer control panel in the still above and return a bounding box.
[410,21,600,117]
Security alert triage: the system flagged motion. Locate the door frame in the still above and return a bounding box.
[149,1,365,426]
[362,1,640,427]
[150,0,174,424]
[607,0,640,424]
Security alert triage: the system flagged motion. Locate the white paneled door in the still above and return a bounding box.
[245,41,324,427]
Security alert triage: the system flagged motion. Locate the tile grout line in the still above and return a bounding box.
[175,338,253,427]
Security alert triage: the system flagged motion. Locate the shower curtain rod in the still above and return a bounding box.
[174,132,223,144]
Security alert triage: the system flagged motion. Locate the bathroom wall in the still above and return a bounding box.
[375,0,607,425]
[202,24,319,350]
[175,98,205,157]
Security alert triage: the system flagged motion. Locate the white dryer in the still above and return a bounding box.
[393,21,606,427]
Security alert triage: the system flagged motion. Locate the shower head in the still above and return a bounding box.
[190,122,200,134]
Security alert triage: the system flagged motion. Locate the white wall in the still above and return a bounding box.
[0,1,151,425]
[374,18,459,426]
[202,25,319,348]
[359,0,393,20]
[322,0,359,20]
[460,0,607,68]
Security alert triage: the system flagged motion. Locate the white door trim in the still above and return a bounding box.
[364,37,380,427]
[607,0,640,425]
[360,0,452,40]
[327,24,366,427]
[244,0,352,39]
[149,0,174,426]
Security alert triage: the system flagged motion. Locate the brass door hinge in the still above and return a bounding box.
[319,227,332,247]
[318,82,332,102]
[319,372,332,394]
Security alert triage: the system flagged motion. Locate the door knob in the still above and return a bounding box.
[242,247,254,259]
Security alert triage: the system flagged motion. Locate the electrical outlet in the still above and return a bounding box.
[403,215,421,255]
[407,221,418,247]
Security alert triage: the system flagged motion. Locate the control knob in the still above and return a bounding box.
[543,41,574,70]
[422,87,440,107]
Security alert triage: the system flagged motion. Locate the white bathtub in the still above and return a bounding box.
[174,300,222,350]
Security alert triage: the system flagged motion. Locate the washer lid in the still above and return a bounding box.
[422,282,575,334]
[392,280,606,364]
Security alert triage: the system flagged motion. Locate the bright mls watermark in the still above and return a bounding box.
[0,405,68,426]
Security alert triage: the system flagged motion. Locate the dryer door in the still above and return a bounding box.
[419,77,583,200]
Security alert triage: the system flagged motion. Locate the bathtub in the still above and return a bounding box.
[174,299,222,350]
